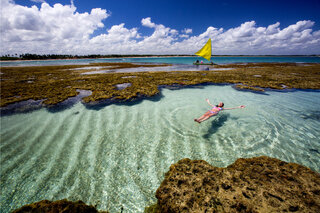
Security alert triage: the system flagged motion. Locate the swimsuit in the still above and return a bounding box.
[209,107,222,114]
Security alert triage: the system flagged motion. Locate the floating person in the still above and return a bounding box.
[194,99,245,123]
[196,59,199,63]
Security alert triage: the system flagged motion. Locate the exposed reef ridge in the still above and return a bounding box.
[151,156,320,213]
[1,62,320,109]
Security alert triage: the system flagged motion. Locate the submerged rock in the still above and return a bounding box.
[115,82,132,90]
[154,156,320,212]
[12,199,108,213]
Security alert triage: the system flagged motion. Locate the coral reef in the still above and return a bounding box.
[12,199,108,213]
[154,156,320,212]
[1,62,320,107]
[11,156,320,212]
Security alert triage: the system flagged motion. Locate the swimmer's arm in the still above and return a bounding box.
[223,105,245,110]
[206,99,215,107]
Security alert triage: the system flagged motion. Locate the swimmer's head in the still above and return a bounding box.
[217,102,224,107]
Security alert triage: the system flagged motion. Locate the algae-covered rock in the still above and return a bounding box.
[1,62,320,108]
[155,156,320,212]
[12,199,108,213]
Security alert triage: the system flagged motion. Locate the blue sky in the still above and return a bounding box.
[17,0,320,34]
[2,0,320,54]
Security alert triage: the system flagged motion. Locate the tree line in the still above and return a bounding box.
[0,53,191,60]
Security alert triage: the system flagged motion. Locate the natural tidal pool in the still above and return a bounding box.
[1,85,320,212]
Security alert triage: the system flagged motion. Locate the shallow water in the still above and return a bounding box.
[1,85,320,212]
[80,64,232,74]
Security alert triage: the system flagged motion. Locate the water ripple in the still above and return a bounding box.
[1,86,320,212]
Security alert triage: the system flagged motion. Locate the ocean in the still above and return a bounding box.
[1,57,320,212]
[1,56,320,67]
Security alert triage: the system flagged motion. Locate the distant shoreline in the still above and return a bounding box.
[1,55,320,62]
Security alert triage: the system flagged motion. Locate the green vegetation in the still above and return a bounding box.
[1,62,320,107]
[0,54,194,60]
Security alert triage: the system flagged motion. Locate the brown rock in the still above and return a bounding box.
[155,156,320,213]
[12,199,108,213]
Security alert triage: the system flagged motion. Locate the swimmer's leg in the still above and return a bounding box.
[198,116,211,123]
[195,112,211,123]
[196,113,217,123]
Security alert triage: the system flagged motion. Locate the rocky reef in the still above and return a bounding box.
[153,156,320,212]
[12,199,108,213]
[11,156,320,212]
[1,62,320,108]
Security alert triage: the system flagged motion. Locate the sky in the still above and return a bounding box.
[1,0,320,55]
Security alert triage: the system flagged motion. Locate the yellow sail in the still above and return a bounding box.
[195,38,212,61]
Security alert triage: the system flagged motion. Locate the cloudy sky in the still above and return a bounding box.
[1,0,320,55]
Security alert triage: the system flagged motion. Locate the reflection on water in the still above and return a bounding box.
[1,85,320,212]
[80,64,232,74]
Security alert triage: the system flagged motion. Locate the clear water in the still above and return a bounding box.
[1,85,320,212]
[1,56,320,67]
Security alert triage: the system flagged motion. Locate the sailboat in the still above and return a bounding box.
[193,38,216,65]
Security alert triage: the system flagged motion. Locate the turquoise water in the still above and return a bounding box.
[1,85,320,212]
[1,56,320,67]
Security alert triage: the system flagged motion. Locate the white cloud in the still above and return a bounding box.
[89,23,140,52]
[266,22,280,35]
[141,17,156,28]
[182,28,192,34]
[1,0,320,55]
[0,0,109,53]
[139,17,179,51]
[180,34,189,38]
[222,21,257,45]
[273,20,314,40]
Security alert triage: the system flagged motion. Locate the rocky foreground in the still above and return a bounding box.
[12,199,108,213]
[153,156,320,212]
[13,156,320,212]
